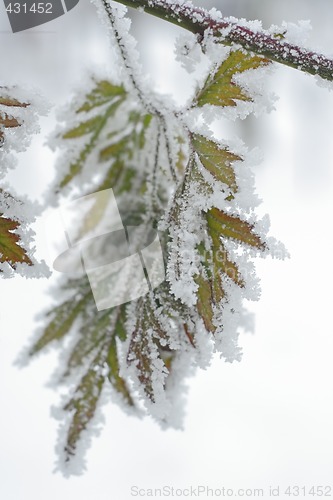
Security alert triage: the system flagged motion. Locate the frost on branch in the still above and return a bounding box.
[25,3,285,473]
[0,86,48,277]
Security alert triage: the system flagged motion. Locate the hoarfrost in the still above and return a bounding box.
[0,84,49,179]
[281,20,312,46]
[52,387,106,477]
[24,0,294,473]
[174,32,203,74]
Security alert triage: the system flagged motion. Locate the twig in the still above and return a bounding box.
[112,0,333,82]
[101,0,179,183]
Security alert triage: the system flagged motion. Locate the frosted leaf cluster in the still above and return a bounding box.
[0,85,49,277]
[22,0,293,475]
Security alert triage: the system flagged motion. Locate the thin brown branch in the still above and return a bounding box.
[183,323,195,348]
[112,0,333,82]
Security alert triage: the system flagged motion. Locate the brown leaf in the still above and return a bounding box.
[193,134,241,194]
[207,208,266,250]
[0,214,32,269]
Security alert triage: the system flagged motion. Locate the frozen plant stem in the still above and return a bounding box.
[101,0,178,182]
[112,0,333,82]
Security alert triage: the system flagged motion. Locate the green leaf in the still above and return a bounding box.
[62,116,104,139]
[196,273,216,332]
[127,298,169,403]
[107,336,134,406]
[207,208,266,250]
[99,136,130,162]
[30,285,136,461]
[58,78,154,208]
[30,276,136,461]
[196,49,270,108]
[77,81,125,113]
[0,214,32,270]
[63,303,134,404]
[59,98,124,188]
[195,207,265,332]
[29,287,92,355]
[63,310,111,377]
[62,304,135,460]
[63,351,106,461]
[193,133,241,193]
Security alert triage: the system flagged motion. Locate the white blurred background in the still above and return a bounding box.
[1,1,333,498]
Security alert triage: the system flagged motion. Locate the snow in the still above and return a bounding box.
[0,85,48,178]
[281,20,313,46]
[174,32,203,73]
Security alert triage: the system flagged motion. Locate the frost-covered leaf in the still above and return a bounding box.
[191,132,266,332]
[62,115,105,139]
[195,207,264,333]
[28,275,136,459]
[178,134,267,332]
[63,315,135,462]
[63,311,110,377]
[59,97,125,188]
[63,350,106,461]
[77,80,125,113]
[0,85,43,158]
[195,273,216,332]
[0,91,29,108]
[0,213,32,269]
[30,284,92,355]
[63,300,134,405]
[206,208,266,250]
[57,79,152,193]
[127,297,170,403]
[192,133,240,194]
[0,190,49,278]
[107,335,134,406]
[0,88,28,132]
[196,49,270,108]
